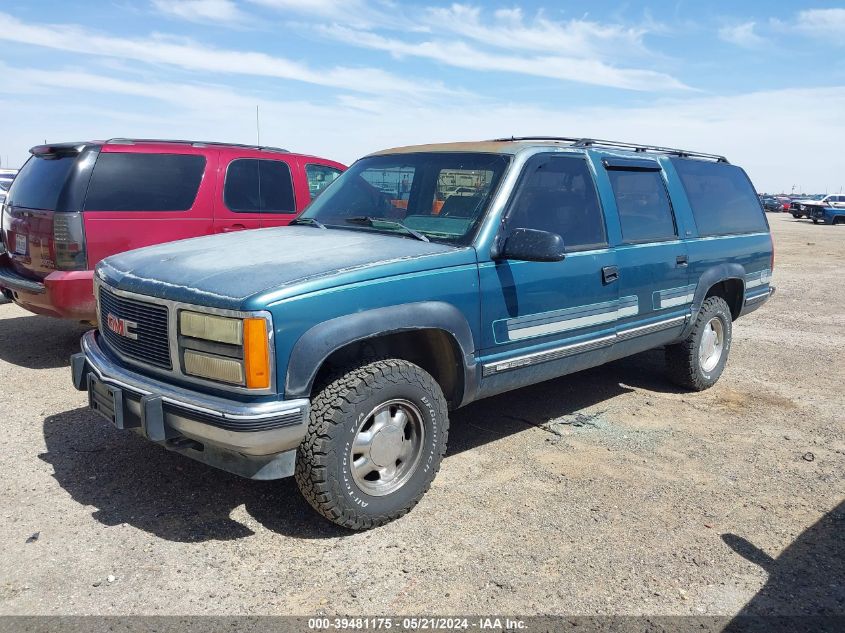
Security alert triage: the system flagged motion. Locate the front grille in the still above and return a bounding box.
[99,287,172,370]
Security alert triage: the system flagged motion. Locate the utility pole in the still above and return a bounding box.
[256,105,261,146]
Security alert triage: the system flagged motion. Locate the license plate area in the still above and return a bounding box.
[15,233,27,255]
[88,376,127,429]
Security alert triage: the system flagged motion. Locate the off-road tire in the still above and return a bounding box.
[665,296,733,391]
[295,359,449,530]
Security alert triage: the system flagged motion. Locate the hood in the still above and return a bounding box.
[97,226,471,309]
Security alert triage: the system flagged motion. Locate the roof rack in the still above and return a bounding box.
[105,138,290,154]
[489,136,729,163]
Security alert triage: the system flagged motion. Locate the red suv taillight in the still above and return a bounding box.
[53,212,88,271]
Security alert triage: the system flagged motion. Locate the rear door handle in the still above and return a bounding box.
[676,255,688,267]
[602,265,619,284]
[221,224,246,233]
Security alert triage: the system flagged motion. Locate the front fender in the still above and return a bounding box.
[284,301,477,401]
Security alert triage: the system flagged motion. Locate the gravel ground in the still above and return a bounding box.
[0,213,842,616]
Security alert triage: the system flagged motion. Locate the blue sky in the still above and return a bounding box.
[0,0,843,192]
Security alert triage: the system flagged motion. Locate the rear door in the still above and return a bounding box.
[82,146,213,267]
[216,155,299,230]
[598,157,690,350]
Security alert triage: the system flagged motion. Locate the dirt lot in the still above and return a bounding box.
[0,214,842,617]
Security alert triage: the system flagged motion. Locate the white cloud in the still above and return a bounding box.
[0,11,448,98]
[795,8,845,37]
[152,0,246,23]
[2,62,842,193]
[316,24,690,91]
[425,4,653,60]
[246,0,389,28]
[718,21,765,48]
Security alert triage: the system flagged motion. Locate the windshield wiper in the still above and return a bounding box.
[289,217,326,229]
[345,216,429,242]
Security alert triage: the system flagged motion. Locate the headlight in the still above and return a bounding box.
[180,311,243,345]
[184,350,245,384]
[179,311,271,390]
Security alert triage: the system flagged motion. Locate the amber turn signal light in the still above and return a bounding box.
[243,317,270,389]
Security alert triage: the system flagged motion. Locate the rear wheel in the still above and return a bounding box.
[666,296,733,391]
[295,359,449,530]
[812,218,819,224]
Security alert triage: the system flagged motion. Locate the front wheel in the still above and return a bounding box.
[792,212,801,219]
[295,359,449,530]
[665,296,733,391]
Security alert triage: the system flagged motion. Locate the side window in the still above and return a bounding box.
[305,164,342,199]
[258,160,295,213]
[506,155,606,251]
[434,168,496,219]
[84,153,206,212]
[608,170,676,243]
[224,159,295,213]
[360,165,415,212]
[670,159,767,235]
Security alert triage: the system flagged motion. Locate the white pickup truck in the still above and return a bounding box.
[790,194,845,218]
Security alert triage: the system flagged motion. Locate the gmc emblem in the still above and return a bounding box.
[106,313,138,340]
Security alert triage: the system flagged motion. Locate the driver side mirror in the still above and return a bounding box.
[497,228,566,262]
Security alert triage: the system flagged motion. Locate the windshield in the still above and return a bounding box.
[300,152,510,244]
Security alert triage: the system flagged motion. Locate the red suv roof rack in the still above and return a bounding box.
[105,138,290,154]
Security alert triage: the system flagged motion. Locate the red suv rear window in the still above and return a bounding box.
[8,154,77,211]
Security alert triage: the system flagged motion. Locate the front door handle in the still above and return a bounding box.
[676,254,688,267]
[602,265,619,284]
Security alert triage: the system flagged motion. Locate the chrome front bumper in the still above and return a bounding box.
[71,331,310,479]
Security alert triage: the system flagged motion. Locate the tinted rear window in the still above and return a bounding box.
[8,155,77,211]
[224,159,295,213]
[84,153,206,212]
[608,169,677,243]
[671,159,767,235]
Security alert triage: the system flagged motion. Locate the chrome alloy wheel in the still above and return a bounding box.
[349,399,425,497]
[699,316,725,373]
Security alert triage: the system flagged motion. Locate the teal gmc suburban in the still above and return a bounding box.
[71,137,775,529]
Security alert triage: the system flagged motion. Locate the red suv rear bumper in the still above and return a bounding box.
[0,258,96,321]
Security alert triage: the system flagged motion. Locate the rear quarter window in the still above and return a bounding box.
[671,159,767,235]
[83,153,206,212]
[8,154,77,211]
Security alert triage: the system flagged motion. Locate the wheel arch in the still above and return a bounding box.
[284,302,478,408]
[681,264,746,338]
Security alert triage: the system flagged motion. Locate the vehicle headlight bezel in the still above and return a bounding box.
[178,309,273,390]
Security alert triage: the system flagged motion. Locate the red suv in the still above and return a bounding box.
[0,139,345,321]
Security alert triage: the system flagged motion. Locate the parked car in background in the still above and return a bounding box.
[789,194,826,218]
[72,136,775,529]
[760,196,782,212]
[775,196,792,212]
[808,196,845,225]
[0,139,345,321]
[0,169,16,209]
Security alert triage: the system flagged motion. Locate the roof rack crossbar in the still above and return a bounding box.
[488,136,729,163]
[105,138,290,153]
